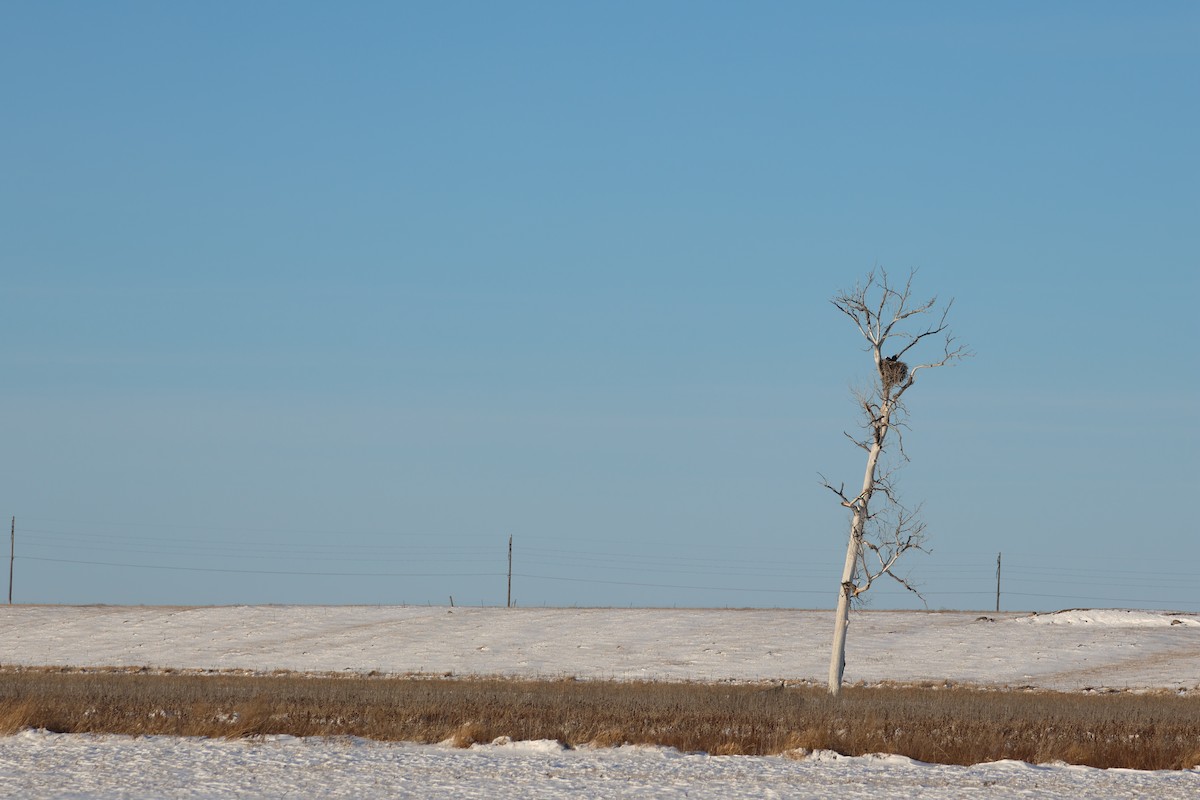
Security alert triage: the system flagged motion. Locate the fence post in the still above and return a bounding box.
[995,551,1001,613]
[507,534,513,608]
[8,517,14,605]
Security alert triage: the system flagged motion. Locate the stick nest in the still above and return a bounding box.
[880,356,908,391]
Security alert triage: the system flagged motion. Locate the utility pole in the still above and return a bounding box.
[507,534,513,608]
[8,517,14,605]
[995,552,1002,613]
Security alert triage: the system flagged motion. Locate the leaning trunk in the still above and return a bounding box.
[828,400,890,696]
[828,504,865,697]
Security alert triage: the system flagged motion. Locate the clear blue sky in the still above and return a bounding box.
[3,2,1196,610]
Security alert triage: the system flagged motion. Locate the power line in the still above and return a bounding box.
[21,541,498,566]
[1002,590,1200,607]
[21,556,505,580]
[515,572,833,595]
[12,519,1199,609]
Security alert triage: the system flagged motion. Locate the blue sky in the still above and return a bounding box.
[2,2,1197,610]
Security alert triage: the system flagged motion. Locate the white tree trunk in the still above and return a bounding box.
[828,414,887,696]
[827,509,861,697]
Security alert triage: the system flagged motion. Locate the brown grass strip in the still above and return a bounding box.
[1,670,1198,769]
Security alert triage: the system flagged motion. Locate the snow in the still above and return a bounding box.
[2,605,1198,692]
[2,730,1197,800]
[471,737,568,753]
[2,605,1199,798]
[1017,608,1200,627]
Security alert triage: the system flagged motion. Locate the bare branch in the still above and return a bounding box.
[892,301,951,359]
[843,431,871,451]
[885,570,927,605]
[817,474,853,507]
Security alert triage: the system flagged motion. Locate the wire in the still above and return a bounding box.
[11,519,1199,608]
[1002,590,1200,607]
[20,556,505,580]
[516,573,837,595]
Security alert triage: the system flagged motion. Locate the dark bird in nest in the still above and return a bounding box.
[880,355,908,389]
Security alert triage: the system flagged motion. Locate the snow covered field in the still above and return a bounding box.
[2,606,1198,798]
[2,605,1198,692]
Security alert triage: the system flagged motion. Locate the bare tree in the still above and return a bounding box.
[820,268,969,697]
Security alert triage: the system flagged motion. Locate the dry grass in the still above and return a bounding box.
[2,668,1199,769]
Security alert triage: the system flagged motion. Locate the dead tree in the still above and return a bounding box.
[820,268,969,697]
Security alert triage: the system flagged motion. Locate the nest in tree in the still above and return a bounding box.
[880,355,908,391]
